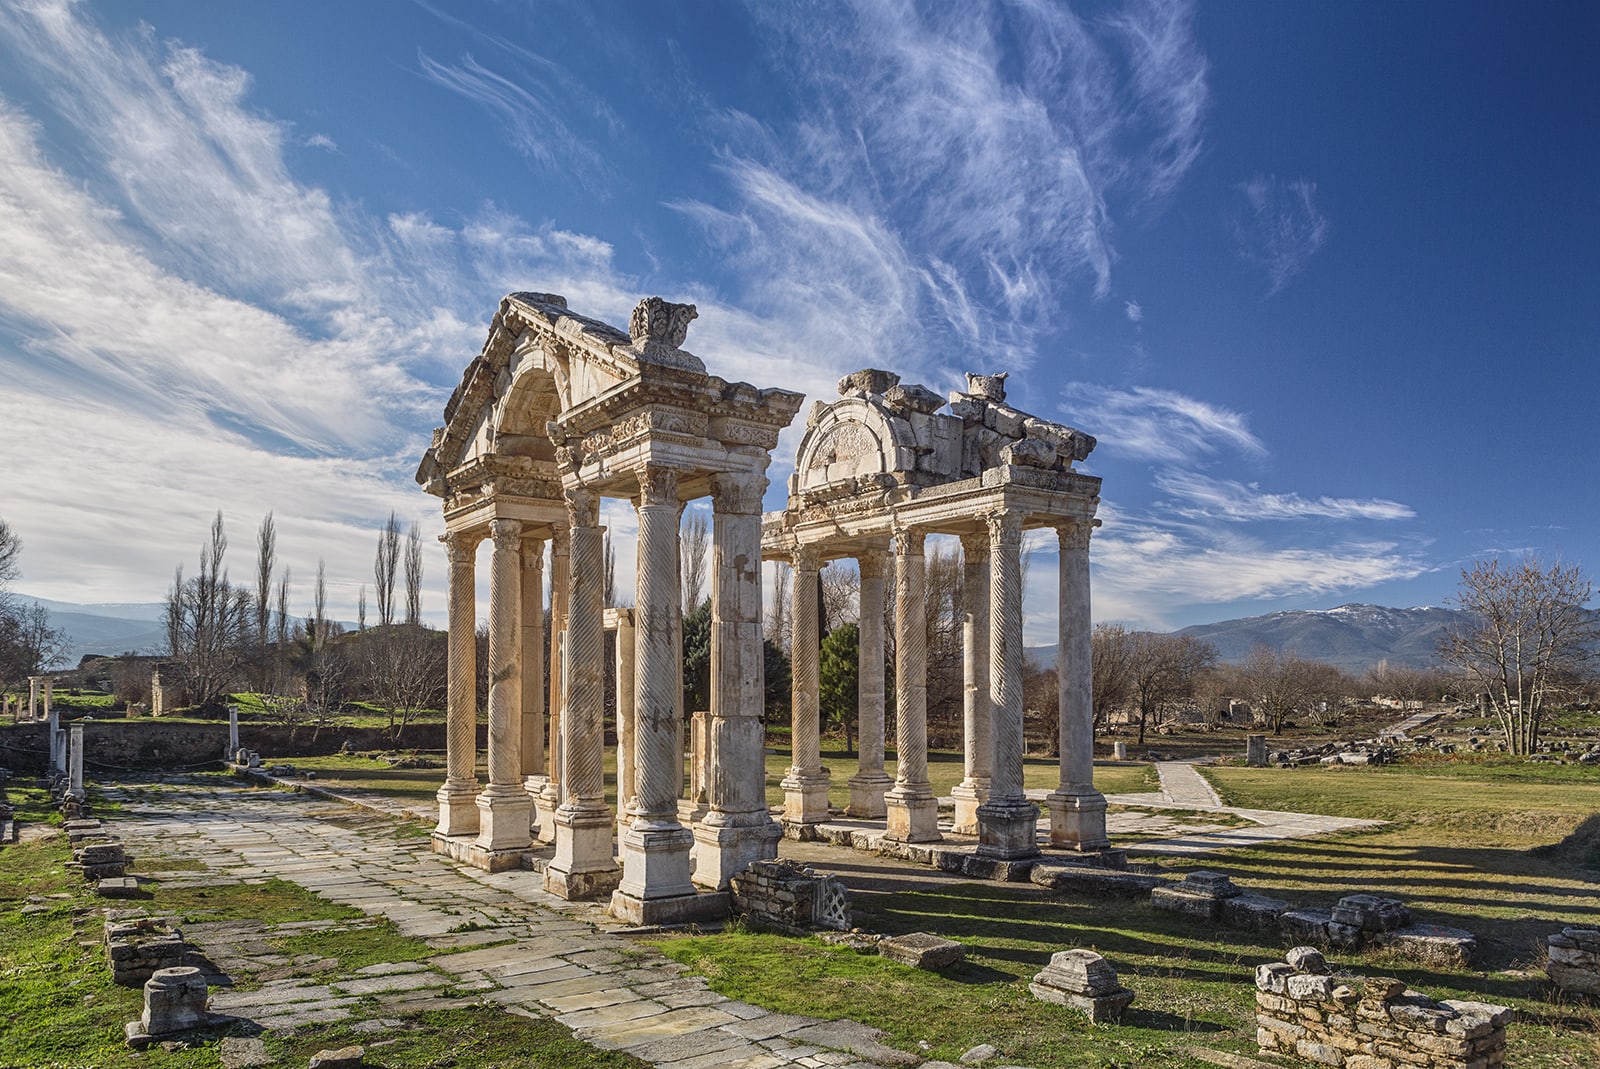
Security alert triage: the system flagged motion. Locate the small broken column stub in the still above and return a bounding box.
[729,859,851,935]
[1255,952,1510,1069]
[105,911,189,985]
[879,931,965,970]
[1547,926,1600,996]
[125,966,212,1047]
[1029,949,1135,1023]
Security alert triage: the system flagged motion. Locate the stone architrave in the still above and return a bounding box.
[435,530,482,838]
[613,467,700,923]
[951,532,992,834]
[521,535,547,827]
[1045,519,1109,850]
[544,489,621,900]
[693,470,783,890]
[884,527,940,842]
[976,509,1039,859]
[475,519,533,860]
[535,525,570,844]
[68,722,85,799]
[847,549,892,818]
[781,544,830,827]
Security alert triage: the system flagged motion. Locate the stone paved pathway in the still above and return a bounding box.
[109,781,948,1069]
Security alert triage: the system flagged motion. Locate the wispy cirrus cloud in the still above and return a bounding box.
[1236,173,1329,295]
[1154,471,1416,522]
[1060,383,1265,462]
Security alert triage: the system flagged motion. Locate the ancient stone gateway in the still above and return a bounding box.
[762,369,1108,856]
[417,292,802,925]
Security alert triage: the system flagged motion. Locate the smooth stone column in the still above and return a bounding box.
[48,708,61,772]
[475,519,533,860]
[545,489,620,899]
[976,509,1039,859]
[613,607,638,842]
[436,530,482,836]
[951,532,992,834]
[780,543,829,827]
[885,527,940,842]
[521,536,547,828]
[693,469,783,890]
[847,549,892,818]
[614,466,699,922]
[536,525,569,844]
[68,721,85,800]
[226,705,239,761]
[42,678,52,721]
[28,676,40,720]
[1046,518,1110,850]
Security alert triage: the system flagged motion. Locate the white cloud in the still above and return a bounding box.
[1124,299,1143,323]
[305,132,337,152]
[1060,383,1266,462]
[1236,174,1330,295]
[1154,471,1416,522]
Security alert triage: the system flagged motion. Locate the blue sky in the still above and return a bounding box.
[0,0,1594,639]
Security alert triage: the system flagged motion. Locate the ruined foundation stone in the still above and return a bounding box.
[1029,949,1135,1023]
[879,932,965,970]
[126,966,210,1047]
[1255,951,1509,1069]
[105,912,189,985]
[729,859,851,934]
[1547,927,1600,996]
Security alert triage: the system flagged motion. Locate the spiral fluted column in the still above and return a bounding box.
[847,549,892,818]
[885,526,939,842]
[780,543,830,827]
[535,524,569,844]
[615,465,697,915]
[693,468,783,889]
[1047,518,1110,850]
[976,509,1039,858]
[544,490,620,899]
[520,536,546,824]
[436,529,482,837]
[475,519,532,856]
[951,532,992,834]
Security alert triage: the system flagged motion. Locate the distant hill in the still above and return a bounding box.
[15,595,168,669]
[1173,603,1460,671]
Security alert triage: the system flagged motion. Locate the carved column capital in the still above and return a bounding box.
[793,543,821,573]
[565,487,600,528]
[857,549,890,579]
[1054,517,1097,551]
[896,525,926,556]
[550,523,570,555]
[959,530,989,561]
[490,517,524,551]
[636,464,682,508]
[985,509,1024,548]
[441,529,482,565]
[710,470,767,515]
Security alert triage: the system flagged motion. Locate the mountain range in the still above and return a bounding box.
[15,595,168,669]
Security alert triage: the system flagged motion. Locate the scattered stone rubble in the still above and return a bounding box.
[1255,948,1510,1069]
[729,858,852,935]
[1028,949,1135,1023]
[105,909,191,985]
[878,932,966,970]
[1546,927,1600,996]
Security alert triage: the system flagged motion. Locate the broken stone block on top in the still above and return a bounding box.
[1330,893,1410,933]
[1030,949,1135,1023]
[878,932,965,970]
[1548,927,1600,995]
[125,966,209,1048]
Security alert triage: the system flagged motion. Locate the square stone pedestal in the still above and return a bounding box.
[543,805,620,900]
[435,780,480,837]
[691,816,782,890]
[524,774,549,838]
[976,799,1040,860]
[883,785,941,843]
[610,887,729,927]
[1045,787,1109,851]
[846,770,893,819]
[475,784,533,853]
[617,822,696,901]
[949,779,990,835]
[780,768,831,828]
[532,782,561,845]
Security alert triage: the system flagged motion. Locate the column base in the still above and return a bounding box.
[690,814,783,890]
[617,821,697,902]
[523,775,549,837]
[949,777,991,835]
[1046,787,1110,851]
[846,769,893,819]
[431,831,529,873]
[543,803,620,900]
[609,887,729,927]
[883,784,941,843]
[779,767,831,827]
[976,798,1041,859]
[532,782,560,845]
[475,783,534,852]
[435,778,481,837]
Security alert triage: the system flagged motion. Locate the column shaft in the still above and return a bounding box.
[536,525,569,842]
[521,538,546,781]
[780,544,829,825]
[976,510,1038,858]
[847,550,891,818]
[435,530,480,837]
[1047,519,1110,850]
[476,519,532,855]
[884,527,939,842]
[952,533,992,834]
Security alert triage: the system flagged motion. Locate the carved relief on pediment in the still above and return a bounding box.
[807,421,878,471]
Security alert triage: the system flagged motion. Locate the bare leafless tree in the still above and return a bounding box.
[164,512,252,709]
[1091,623,1136,731]
[1239,645,1349,734]
[254,512,275,681]
[1440,556,1597,754]
[357,585,368,632]
[604,531,618,608]
[374,512,400,627]
[1127,632,1217,745]
[404,522,423,625]
[681,509,710,614]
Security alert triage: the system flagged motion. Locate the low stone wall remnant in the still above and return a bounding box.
[1255,947,1510,1069]
[1546,926,1600,996]
[729,859,851,934]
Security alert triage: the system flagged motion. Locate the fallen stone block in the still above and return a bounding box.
[1150,886,1222,921]
[1372,923,1477,968]
[1330,894,1410,933]
[878,932,965,970]
[1029,949,1135,1023]
[1220,893,1290,933]
[309,1046,365,1068]
[96,876,141,898]
[1278,908,1332,945]
[1028,861,1165,897]
[1547,927,1600,995]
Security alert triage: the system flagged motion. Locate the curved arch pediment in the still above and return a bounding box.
[794,397,916,491]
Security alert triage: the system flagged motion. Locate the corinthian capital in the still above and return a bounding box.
[440,529,482,565]
[636,464,681,508]
[490,517,523,551]
[710,470,766,515]
[565,487,600,528]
